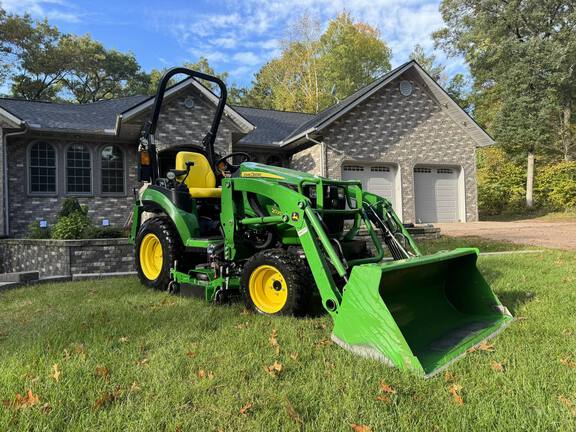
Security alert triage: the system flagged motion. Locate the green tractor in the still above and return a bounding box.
[130,67,513,377]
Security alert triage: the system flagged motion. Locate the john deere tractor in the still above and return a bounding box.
[131,67,513,377]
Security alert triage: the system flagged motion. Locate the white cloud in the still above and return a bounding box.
[149,0,466,85]
[1,0,82,22]
[232,51,262,66]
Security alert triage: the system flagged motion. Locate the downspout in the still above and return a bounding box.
[305,133,327,177]
[3,122,29,237]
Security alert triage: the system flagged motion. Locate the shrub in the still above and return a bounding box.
[51,212,93,240]
[25,221,51,239]
[536,161,576,210]
[477,147,526,216]
[58,197,87,218]
[86,226,127,239]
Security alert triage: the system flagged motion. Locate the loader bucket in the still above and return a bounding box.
[331,248,513,377]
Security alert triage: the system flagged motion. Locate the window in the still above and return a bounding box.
[437,168,454,174]
[266,155,283,167]
[414,167,432,174]
[29,142,56,193]
[66,144,91,194]
[371,166,390,172]
[343,165,364,172]
[101,145,124,194]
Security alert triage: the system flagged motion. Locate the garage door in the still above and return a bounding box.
[342,164,396,209]
[414,166,459,223]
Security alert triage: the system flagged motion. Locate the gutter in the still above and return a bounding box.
[2,122,29,237]
[305,133,327,177]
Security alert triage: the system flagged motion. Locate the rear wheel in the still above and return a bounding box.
[135,217,182,290]
[241,249,311,316]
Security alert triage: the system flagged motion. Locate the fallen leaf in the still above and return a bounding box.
[315,338,333,347]
[4,390,41,410]
[239,402,253,416]
[50,364,61,382]
[63,349,71,361]
[560,357,576,368]
[235,322,249,330]
[136,358,149,366]
[269,329,280,354]
[130,382,141,392]
[491,361,505,372]
[41,402,52,414]
[285,399,303,425]
[290,352,300,361]
[558,395,576,417]
[449,384,464,405]
[74,343,86,354]
[468,341,494,353]
[379,382,396,394]
[265,361,283,377]
[118,336,129,343]
[444,371,456,383]
[563,328,573,336]
[376,395,391,403]
[93,387,121,410]
[350,424,372,432]
[186,351,197,358]
[95,366,110,380]
[197,370,214,380]
[516,316,528,321]
[241,308,250,315]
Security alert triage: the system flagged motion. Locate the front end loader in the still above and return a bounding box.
[131,67,513,377]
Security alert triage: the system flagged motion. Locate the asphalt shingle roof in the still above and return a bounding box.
[0,95,147,132]
[232,106,314,146]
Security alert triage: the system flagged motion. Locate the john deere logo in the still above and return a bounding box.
[241,171,284,180]
[291,212,300,221]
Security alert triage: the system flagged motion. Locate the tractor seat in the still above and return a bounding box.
[175,151,221,199]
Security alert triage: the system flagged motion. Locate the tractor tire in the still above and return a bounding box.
[135,217,182,291]
[241,248,311,316]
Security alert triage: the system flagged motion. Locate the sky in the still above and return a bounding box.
[2,0,466,88]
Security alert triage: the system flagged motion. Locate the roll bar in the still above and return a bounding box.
[141,67,228,182]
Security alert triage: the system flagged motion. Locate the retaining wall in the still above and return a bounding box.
[0,238,134,277]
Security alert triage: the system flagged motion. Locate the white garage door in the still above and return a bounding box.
[342,164,396,209]
[414,166,460,223]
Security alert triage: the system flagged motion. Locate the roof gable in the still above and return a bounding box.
[281,61,494,148]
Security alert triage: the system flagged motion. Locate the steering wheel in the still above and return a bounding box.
[215,152,251,175]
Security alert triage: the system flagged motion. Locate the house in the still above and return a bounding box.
[0,61,493,237]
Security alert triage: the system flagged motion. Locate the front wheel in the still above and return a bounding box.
[241,249,311,316]
[135,217,182,290]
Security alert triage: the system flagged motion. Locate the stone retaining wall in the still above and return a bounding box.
[0,238,134,277]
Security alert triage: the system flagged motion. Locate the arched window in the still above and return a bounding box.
[29,141,56,193]
[66,144,91,194]
[266,154,284,167]
[101,145,124,194]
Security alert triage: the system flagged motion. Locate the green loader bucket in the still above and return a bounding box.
[332,248,513,377]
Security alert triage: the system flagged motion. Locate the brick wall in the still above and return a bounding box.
[129,87,240,156]
[7,137,139,237]
[0,238,134,277]
[0,128,4,236]
[293,69,479,223]
[290,144,323,175]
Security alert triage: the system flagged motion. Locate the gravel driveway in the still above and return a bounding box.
[436,220,576,250]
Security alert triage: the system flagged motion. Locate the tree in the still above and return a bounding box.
[409,44,446,83]
[319,12,391,104]
[61,35,148,103]
[244,12,392,113]
[434,0,576,207]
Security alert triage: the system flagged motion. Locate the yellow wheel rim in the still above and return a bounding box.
[248,265,288,314]
[140,233,163,280]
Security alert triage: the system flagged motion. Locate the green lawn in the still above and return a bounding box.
[1,238,575,431]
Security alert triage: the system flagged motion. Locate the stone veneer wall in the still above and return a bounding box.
[0,238,134,277]
[290,69,480,223]
[290,144,323,176]
[6,137,139,237]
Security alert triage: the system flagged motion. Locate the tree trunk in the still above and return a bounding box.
[526,149,535,208]
[562,104,572,161]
